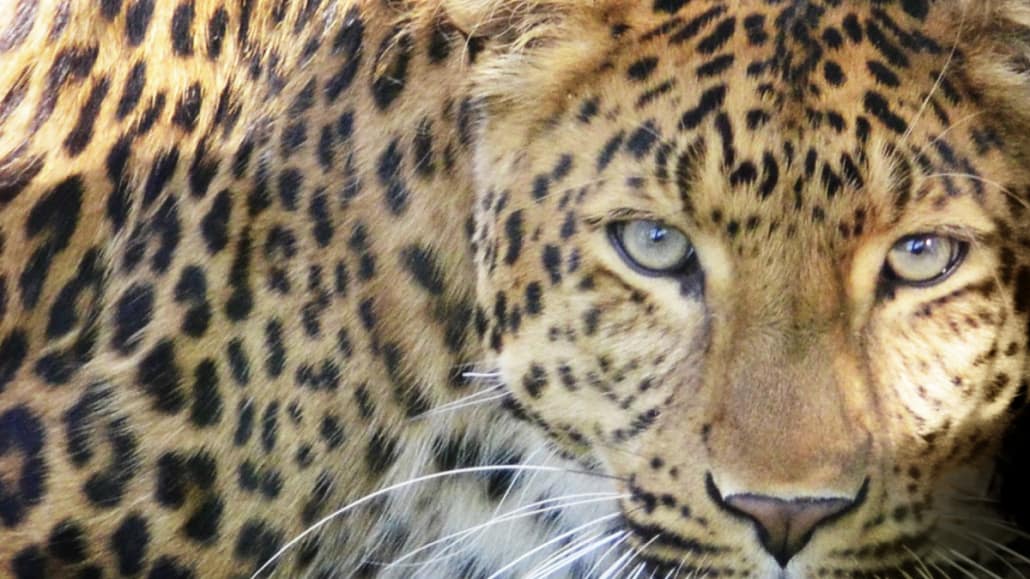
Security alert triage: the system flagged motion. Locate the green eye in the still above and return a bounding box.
[884,234,967,285]
[610,220,694,275]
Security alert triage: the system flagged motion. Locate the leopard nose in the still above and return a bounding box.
[722,493,855,567]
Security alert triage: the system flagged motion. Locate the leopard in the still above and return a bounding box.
[2,0,1030,577]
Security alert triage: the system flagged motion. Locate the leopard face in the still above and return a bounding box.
[469,0,1030,575]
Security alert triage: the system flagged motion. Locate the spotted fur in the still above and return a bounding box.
[1,0,1030,577]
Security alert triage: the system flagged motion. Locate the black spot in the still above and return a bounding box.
[234,520,283,569]
[866,20,909,68]
[138,340,185,413]
[730,162,758,187]
[867,60,900,87]
[842,14,862,43]
[671,5,727,45]
[281,121,307,158]
[261,401,278,452]
[597,131,626,171]
[148,556,195,579]
[578,97,599,123]
[101,0,123,19]
[173,83,202,132]
[189,138,220,198]
[653,0,687,14]
[0,329,28,394]
[234,399,255,446]
[542,245,562,285]
[112,283,154,354]
[207,7,228,58]
[264,319,286,377]
[523,365,548,398]
[679,84,726,130]
[823,61,845,86]
[325,7,364,101]
[366,429,399,474]
[125,0,154,45]
[21,176,84,309]
[697,53,734,77]
[627,57,659,81]
[48,520,88,562]
[372,30,412,110]
[901,0,929,19]
[525,282,542,315]
[0,405,47,527]
[183,495,223,543]
[504,210,524,265]
[401,245,446,295]
[627,121,659,158]
[11,546,45,579]
[863,91,908,133]
[64,77,111,156]
[320,415,345,449]
[1014,267,1030,314]
[171,0,195,55]
[111,514,149,576]
[190,359,222,427]
[697,16,735,54]
[201,189,231,254]
[226,226,254,321]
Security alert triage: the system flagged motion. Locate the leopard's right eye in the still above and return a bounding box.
[609,220,695,276]
[882,234,967,287]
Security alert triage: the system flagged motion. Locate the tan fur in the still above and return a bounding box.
[0,0,1028,577]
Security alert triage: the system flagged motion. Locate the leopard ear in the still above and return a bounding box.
[434,0,620,122]
[945,0,1030,160]
[439,0,576,41]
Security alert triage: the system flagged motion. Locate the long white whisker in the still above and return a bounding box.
[587,527,634,577]
[523,530,609,579]
[918,172,1029,209]
[527,531,627,579]
[408,392,510,421]
[483,512,623,579]
[249,465,620,578]
[601,533,661,579]
[380,493,626,570]
[900,1,967,146]
[947,546,1005,579]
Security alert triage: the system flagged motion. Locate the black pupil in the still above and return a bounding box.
[907,237,932,256]
[649,226,667,244]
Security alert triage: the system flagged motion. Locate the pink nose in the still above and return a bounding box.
[723,493,856,567]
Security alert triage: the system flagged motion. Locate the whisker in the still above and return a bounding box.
[378,492,626,570]
[484,512,624,579]
[586,527,635,577]
[915,111,985,158]
[249,465,624,578]
[900,1,967,146]
[524,530,622,579]
[946,546,1006,579]
[940,526,1030,577]
[408,390,509,421]
[918,172,1029,209]
[940,514,1030,541]
[600,533,661,579]
[903,545,937,579]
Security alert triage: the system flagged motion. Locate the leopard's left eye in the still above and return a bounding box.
[884,234,967,286]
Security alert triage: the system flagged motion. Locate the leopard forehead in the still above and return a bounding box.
[0,0,1028,578]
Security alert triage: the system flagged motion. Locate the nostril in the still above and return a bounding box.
[706,474,867,568]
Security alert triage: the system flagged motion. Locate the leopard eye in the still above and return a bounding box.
[884,234,967,285]
[610,220,694,275]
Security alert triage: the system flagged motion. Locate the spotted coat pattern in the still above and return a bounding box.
[1,0,1029,577]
